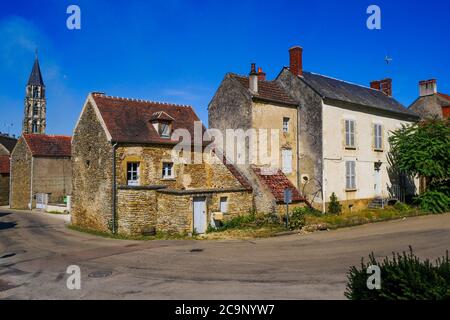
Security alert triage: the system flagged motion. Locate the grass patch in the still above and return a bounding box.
[67,224,193,241]
[304,205,428,230]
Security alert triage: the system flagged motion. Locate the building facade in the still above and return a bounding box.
[209,46,420,212]
[10,134,72,209]
[0,134,17,206]
[71,93,253,236]
[208,65,306,214]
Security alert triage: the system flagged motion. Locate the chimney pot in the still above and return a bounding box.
[249,63,258,94]
[289,46,303,77]
[370,78,392,97]
[419,79,437,97]
[257,67,266,81]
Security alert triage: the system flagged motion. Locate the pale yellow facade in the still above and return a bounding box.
[251,101,299,187]
[321,102,419,210]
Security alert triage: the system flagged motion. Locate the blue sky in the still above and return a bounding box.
[0,0,449,137]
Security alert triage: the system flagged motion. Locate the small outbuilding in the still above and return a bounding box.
[10,134,72,209]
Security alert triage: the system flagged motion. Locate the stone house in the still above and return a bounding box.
[0,134,17,206]
[208,64,307,214]
[71,93,253,236]
[408,79,450,119]
[209,45,419,212]
[10,134,72,209]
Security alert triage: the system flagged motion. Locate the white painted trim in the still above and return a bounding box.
[72,94,113,143]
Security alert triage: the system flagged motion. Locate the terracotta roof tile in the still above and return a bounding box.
[23,134,71,157]
[92,94,204,144]
[229,74,297,106]
[0,155,10,174]
[253,167,304,203]
[438,93,450,102]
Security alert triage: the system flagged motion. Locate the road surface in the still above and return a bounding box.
[0,208,449,299]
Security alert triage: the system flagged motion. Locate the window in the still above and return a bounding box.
[281,149,293,174]
[345,161,356,190]
[220,197,228,213]
[159,123,171,138]
[31,121,38,133]
[374,124,383,150]
[282,117,290,133]
[33,103,39,116]
[32,87,39,99]
[345,119,356,148]
[162,162,174,179]
[127,162,140,186]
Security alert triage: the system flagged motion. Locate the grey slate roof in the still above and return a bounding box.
[0,135,18,153]
[301,71,418,118]
[27,58,45,87]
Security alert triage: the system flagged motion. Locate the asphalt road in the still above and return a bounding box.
[0,208,449,300]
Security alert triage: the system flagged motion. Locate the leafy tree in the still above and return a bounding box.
[389,119,450,188]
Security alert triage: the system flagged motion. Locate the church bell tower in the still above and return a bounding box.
[23,53,46,134]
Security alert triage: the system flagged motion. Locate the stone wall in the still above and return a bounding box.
[33,157,72,204]
[117,188,158,235]
[10,137,32,209]
[0,173,9,206]
[276,69,324,203]
[72,102,113,232]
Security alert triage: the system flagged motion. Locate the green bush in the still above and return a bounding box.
[345,247,450,300]
[328,192,343,215]
[289,207,307,230]
[415,191,449,214]
[393,201,410,212]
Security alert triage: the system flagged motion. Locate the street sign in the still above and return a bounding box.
[284,189,292,204]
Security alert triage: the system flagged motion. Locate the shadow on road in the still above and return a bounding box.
[0,221,17,231]
[0,211,12,218]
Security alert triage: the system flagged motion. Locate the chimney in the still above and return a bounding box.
[257,67,266,81]
[249,63,258,94]
[289,46,303,77]
[419,79,437,97]
[370,78,392,97]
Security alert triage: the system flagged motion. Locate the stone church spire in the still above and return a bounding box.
[23,53,46,134]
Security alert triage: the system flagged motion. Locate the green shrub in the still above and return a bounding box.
[328,192,343,215]
[393,201,410,212]
[345,247,450,300]
[289,207,307,230]
[415,191,449,214]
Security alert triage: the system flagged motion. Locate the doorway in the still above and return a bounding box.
[193,197,207,234]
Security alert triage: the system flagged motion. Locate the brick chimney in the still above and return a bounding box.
[419,79,437,97]
[370,78,392,97]
[249,63,258,94]
[257,67,266,81]
[289,46,303,77]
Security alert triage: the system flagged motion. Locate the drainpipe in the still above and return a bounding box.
[111,142,118,234]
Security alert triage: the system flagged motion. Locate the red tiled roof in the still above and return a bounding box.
[92,94,205,144]
[438,93,450,102]
[253,167,305,203]
[229,74,297,106]
[0,155,10,174]
[23,134,72,157]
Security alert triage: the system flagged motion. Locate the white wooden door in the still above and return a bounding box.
[193,197,207,234]
[282,149,292,174]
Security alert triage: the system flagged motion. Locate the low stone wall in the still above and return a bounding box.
[0,173,9,206]
[117,188,158,235]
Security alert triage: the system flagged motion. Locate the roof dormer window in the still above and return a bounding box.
[150,111,174,139]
